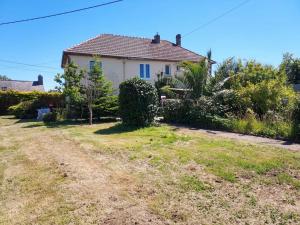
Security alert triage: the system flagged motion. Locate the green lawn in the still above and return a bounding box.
[1,116,300,224]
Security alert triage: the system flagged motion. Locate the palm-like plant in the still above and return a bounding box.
[176,59,209,99]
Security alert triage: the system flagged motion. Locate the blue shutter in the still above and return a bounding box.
[140,64,144,78]
[99,62,103,69]
[146,64,150,78]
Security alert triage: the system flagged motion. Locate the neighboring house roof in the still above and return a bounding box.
[0,75,44,92]
[294,84,300,92]
[62,34,211,67]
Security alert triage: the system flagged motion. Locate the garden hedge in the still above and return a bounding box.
[0,90,64,115]
[119,78,158,126]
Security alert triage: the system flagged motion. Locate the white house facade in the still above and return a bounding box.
[61,34,212,90]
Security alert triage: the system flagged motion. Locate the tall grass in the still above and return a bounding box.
[230,118,293,139]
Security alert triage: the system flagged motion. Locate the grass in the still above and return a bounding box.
[231,117,294,139]
[1,116,300,224]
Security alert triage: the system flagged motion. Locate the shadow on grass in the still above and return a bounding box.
[94,123,140,135]
[22,117,119,129]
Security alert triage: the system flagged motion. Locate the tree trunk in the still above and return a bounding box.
[88,105,93,125]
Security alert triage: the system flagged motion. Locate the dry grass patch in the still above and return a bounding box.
[1,116,300,224]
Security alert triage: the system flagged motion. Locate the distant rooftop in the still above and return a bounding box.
[62,34,211,66]
[0,75,44,92]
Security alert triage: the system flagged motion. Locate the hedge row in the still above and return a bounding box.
[162,99,231,130]
[0,90,64,115]
[162,98,300,140]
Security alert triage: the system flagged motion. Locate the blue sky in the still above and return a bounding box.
[0,0,299,90]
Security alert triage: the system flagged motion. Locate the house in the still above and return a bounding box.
[61,33,213,89]
[0,75,44,92]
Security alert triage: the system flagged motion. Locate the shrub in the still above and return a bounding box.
[8,100,41,119]
[0,90,63,115]
[93,96,119,118]
[163,99,192,123]
[163,98,231,130]
[119,78,158,126]
[43,112,58,123]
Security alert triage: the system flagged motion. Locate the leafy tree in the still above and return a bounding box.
[209,57,243,92]
[55,61,84,102]
[55,61,84,118]
[279,53,300,84]
[234,61,297,117]
[55,59,113,124]
[0,75,11,81]
[82,58,113,125]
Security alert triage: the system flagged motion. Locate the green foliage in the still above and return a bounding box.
[177,60,209,99]
[55,59,113,124]
[233,61,297,117]
[231,117,293,139]
[55,62,84,103]
[279,53,300,84]
[119,77,158,126]
[8,100,40,119]
[210,60,297,118]
[154,76,177,99]
[82,58,113,124]
[43,112,58,123]
[0,90,63,115]
[93,95,119,118]
[208,57,243,92]
[163,98,231,130]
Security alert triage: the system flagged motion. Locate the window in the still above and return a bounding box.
[176,65,180,72]
[165,65,171,75]
[1,87,7,91]
[89,61,102,71]
[89,61,95,71]
[140,64,151,79]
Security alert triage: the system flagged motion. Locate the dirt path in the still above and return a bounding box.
[176,126,300,151]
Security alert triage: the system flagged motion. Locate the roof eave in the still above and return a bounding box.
[62,51,202,66]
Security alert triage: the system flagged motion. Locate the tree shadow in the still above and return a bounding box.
[94,123,140,135]
[21,117,118,129]
[23,123,45,128]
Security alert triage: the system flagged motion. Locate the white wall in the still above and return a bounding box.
[68,55,181,91]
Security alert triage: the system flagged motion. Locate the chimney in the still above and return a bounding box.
[152,33,160,44]
[176,34,181,46]
[37,75,43,85]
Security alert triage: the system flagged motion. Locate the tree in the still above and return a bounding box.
[234,61,297,117]
[208,57,243,93]
[176,59,209,99]
[54,61,84,118]
[0,75,11,81]
[279,53,300,84]
[82,58,113,125]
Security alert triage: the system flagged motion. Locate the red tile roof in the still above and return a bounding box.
[62,34,206,66]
